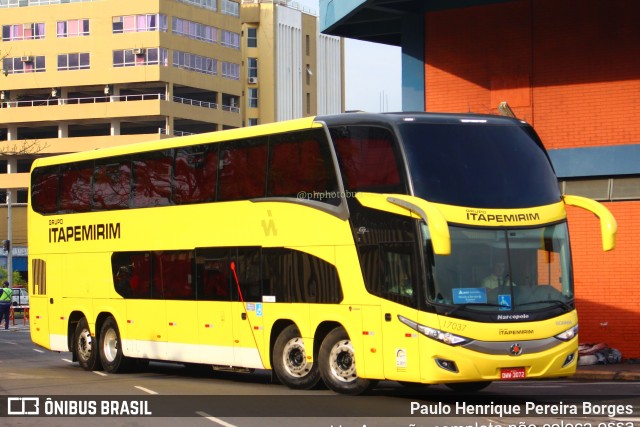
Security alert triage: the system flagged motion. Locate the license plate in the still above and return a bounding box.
[500,367,526,380]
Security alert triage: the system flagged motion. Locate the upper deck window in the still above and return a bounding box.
[330,126,405,194]
[30,129,340,214]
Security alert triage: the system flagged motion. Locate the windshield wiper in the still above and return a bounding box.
[517,299,572,311]
[445,302,504,316]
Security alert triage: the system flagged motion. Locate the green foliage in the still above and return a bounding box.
[0,266,26,286]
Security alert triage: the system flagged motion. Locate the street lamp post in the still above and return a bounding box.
[6,190,12,287]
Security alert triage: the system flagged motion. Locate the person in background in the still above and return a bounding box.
[0,281,12,330]
[482,261,516,289]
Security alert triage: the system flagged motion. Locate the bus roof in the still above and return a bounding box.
[316,112,529,127]
[31,116,319,170]
[31,112,529,171]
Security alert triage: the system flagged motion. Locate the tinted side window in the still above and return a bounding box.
[31,166,59,214]
[262,248,342,303]
[351,205,419,308]
[234,247,262,302]
[218,138,267,201]
[60,163,92,213]
[93,157,131,210]
[195,248,231,301]
[267,130,338,200]
[153,251,194,299]
[330,126,404,193]
[133,150,173,208]
[174,145,218,204]
[112,252,152,299]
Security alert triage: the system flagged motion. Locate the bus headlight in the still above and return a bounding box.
[398,315,471,346]
[554,324,579,341]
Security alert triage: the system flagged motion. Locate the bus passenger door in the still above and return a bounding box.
[367,244,422,382]
[29,256,56,350]
[195,248,235,366]
[44,255,70,352]
[231,248,265,369]
[381,297,421,382]
[116,253,167,360]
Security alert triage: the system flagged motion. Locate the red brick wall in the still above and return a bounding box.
[568,203,640,358]
[425,0,640,150]
[424,0,640,357]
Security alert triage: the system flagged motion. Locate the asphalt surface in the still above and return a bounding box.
[3,316,639,382]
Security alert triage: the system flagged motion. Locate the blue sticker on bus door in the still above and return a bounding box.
[498,294,512,310]
[256,303,263,317]
[452,288,487,304]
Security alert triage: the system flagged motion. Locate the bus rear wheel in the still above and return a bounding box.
[99,317,134,373]
[272,325,321,390]
[318,326,377,395]
[74,318,101,371]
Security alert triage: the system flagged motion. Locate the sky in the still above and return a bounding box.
[295,0,403,112]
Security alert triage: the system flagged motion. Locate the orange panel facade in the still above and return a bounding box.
[424,0,640,357]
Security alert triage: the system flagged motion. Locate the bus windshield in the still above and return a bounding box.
[425,222,574,314]
[399,122,561,209]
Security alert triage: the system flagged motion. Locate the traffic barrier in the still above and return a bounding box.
[9,305,29,326]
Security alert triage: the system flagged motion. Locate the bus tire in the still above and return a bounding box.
[74,318,102,371]
[445,381,492,392]
[318,326,377,395]
[272,325,321,390]
[98,317,134,373]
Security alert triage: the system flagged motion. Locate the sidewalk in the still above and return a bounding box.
[573,362,640,381]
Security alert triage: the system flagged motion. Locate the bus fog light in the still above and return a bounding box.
[435,358,458,373]
[562,352,576,367]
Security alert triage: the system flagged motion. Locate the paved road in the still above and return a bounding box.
[1,327,639,427]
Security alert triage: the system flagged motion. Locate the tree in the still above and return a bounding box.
[0,138,49,156]
[0,266,26,287]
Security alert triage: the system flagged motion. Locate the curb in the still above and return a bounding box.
[573,369,640,381]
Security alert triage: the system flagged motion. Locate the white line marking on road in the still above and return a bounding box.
[134,386,158,395]
[93,371,108,376]
[62,358,73,363]
[33,348,44,353]
[196,411,238,427]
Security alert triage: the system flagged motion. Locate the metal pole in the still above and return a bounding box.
[6,190,12,287]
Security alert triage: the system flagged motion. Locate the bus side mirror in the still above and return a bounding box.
[563,194,617,252]
[354,192,451,256]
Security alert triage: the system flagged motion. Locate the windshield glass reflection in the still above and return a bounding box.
[424,223,573,312]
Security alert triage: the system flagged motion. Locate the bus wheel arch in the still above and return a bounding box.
[72,315,102,371]
[318,325,377,395]
[271,323,321,390]
[98,316,135,373]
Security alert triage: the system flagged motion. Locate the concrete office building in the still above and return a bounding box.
[0,0,343,279]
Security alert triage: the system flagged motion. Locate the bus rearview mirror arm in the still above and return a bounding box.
[354,192,451,256]
[563,194,617,252]
[386,195,451,256]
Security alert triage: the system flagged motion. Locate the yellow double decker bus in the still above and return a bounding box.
[28,113,616,394]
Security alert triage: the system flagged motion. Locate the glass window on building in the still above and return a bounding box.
[248,88,258,108]
[17,159,34,173]
[248,58,257,78]
[247,27,257,48]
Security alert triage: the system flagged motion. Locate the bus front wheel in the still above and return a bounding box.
[74,318,101,371]
[272,325,321,389]
[99,317,134,373]
[318,326,377,395]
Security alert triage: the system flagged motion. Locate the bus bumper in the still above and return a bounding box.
[420,338,578,384]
